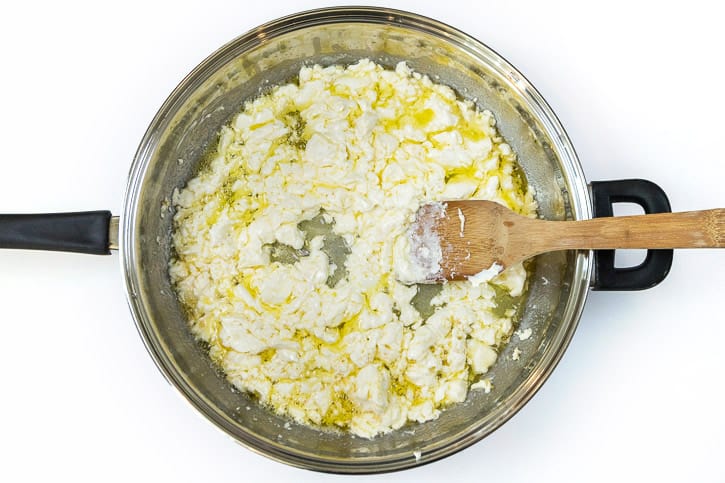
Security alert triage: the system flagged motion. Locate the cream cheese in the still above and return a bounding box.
[467,263,504,287]
[169,59,537,438]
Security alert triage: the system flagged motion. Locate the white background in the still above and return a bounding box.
[0,1,723,481]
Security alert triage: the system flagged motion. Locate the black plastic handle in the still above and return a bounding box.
[0,211,112,255]
[589,179,673,291]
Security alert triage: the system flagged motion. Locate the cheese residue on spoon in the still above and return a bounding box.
[395,201,446,284]
[457,207,466,237]
[169,60,537,438]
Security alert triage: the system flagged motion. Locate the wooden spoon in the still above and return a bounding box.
[409,200,725,282]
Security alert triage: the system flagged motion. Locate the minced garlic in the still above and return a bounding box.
[169,59,536,438]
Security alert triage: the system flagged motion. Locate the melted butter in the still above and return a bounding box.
[259,348,276,363]
[322,390,357,427]
[459,120,486,142]
[444,164,481,184]
[328,314,360,352]
[413,108,434,128]
[391,376,421,403]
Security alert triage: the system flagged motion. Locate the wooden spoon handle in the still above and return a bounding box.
[540,209,725,251]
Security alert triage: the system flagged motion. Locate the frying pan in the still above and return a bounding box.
[0,6,721,474]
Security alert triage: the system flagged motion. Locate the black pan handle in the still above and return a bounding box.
[589,179,673,290]
[0,211,113,255]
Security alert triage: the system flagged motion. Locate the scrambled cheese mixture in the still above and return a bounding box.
[170,60,536,438]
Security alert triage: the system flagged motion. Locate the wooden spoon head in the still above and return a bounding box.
[409,200,520,282]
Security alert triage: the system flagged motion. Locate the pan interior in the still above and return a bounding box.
[122,8,591,473]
